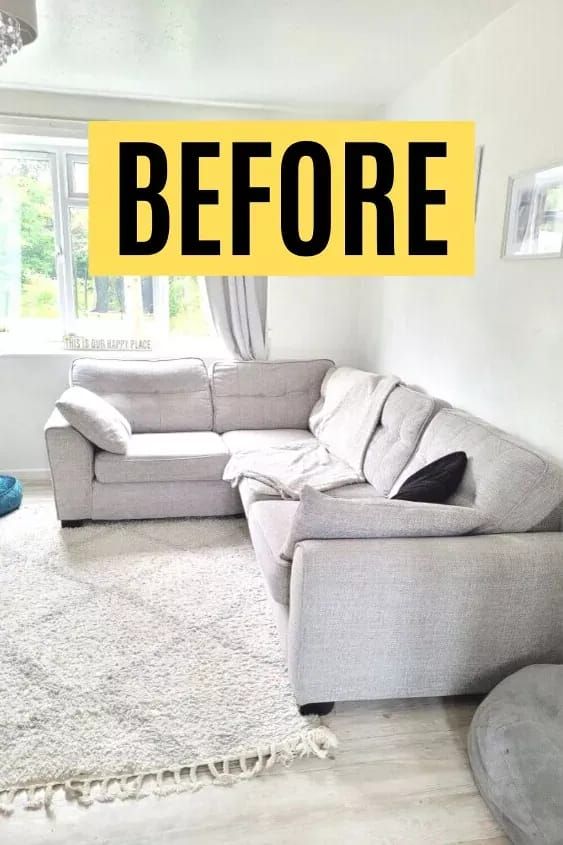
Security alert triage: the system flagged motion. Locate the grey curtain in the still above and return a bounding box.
[205,276,268,360]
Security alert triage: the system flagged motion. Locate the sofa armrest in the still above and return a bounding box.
[287,533,563,705]
[44,408,94,520]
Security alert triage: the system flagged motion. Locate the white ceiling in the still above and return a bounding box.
[0,0,517,112]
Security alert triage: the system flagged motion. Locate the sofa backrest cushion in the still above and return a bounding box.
[211,359,333,433]
[390,408,563,533]
[71,357,212,433]
[363,386,437,495]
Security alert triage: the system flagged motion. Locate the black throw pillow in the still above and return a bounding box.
[391,451,468,504]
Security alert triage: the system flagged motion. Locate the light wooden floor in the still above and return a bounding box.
[4,486,506,845]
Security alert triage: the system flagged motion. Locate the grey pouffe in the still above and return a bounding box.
[468,665,563,844]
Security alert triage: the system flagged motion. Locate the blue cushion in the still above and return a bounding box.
[0,476,23,517]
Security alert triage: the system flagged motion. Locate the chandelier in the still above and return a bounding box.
[0,1,37,66]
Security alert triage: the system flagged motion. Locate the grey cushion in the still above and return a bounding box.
[391,408,563,533]
[247,500,299,605]
[281,486,487,560]
[71,357,213,433]
[56,386,131,454]
[363,385,437,494]
[95,432,229,483]
[212,359,333,433]
[221,428,315,454]
[468,665,563,845]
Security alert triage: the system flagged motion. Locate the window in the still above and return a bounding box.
[0,137,214,352]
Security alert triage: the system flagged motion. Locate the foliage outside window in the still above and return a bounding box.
[0,139,212,351]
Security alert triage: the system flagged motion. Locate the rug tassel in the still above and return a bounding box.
[1,725,337,815]
[24,786,44,811]
[0,790,15,817]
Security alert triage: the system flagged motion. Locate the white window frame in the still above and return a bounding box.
[0,132,217,354]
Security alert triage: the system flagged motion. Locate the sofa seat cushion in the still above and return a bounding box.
[248,500,299,606]
[95,432,229,484]
[221,428,315,454]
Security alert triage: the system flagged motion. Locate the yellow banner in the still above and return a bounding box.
[89,120,475,276]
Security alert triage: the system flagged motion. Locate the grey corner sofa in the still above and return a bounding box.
[45,357,563,715]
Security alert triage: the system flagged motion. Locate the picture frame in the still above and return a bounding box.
[502,161,563,259]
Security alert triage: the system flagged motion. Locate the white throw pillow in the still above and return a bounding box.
[281,485,487,560]
[56,386,131,454]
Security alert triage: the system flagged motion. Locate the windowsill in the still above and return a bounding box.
[0,338,230,360]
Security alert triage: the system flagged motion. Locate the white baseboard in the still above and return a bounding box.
[1,469,51,484]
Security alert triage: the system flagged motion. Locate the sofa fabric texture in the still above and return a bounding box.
[91,480,242,520]
[95,432,230,484]
[239,478,383,516]
[468,665,563,845]
[362,385,438,495]
[45,409,94,521]
[248,501,298,605]
[56,386,131,454]
[223,373,400,498]
[288,533,563,703]
[211,359,333,433]
[390,408,563,533]
[309,368,392,472]
[221,429,315,454]
[71,357,213,433]
[280,485,486,560]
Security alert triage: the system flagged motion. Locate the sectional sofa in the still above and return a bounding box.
[45,357,563,714]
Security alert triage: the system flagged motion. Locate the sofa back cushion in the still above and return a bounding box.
[211,359,333,433]
[71,357,212,433]
[363,386,437,495]
[390,408,563,533]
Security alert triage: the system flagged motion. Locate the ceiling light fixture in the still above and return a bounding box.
[0,0,37,66]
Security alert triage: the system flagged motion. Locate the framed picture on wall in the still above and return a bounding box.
[502,162,563,258]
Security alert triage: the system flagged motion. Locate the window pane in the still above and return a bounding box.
[0,153,60,338]
[169,276,209,336]
[69,206,156,340]
[70,158,88,195]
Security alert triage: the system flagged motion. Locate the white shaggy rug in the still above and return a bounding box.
[0,498,336,815]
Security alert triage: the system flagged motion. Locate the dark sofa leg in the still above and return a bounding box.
[299,701,335,717]
[61,520,85,528]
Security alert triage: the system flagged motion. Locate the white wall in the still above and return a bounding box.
[0,354,71,477]
[359,0,563,464]
[267,277,364,365]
